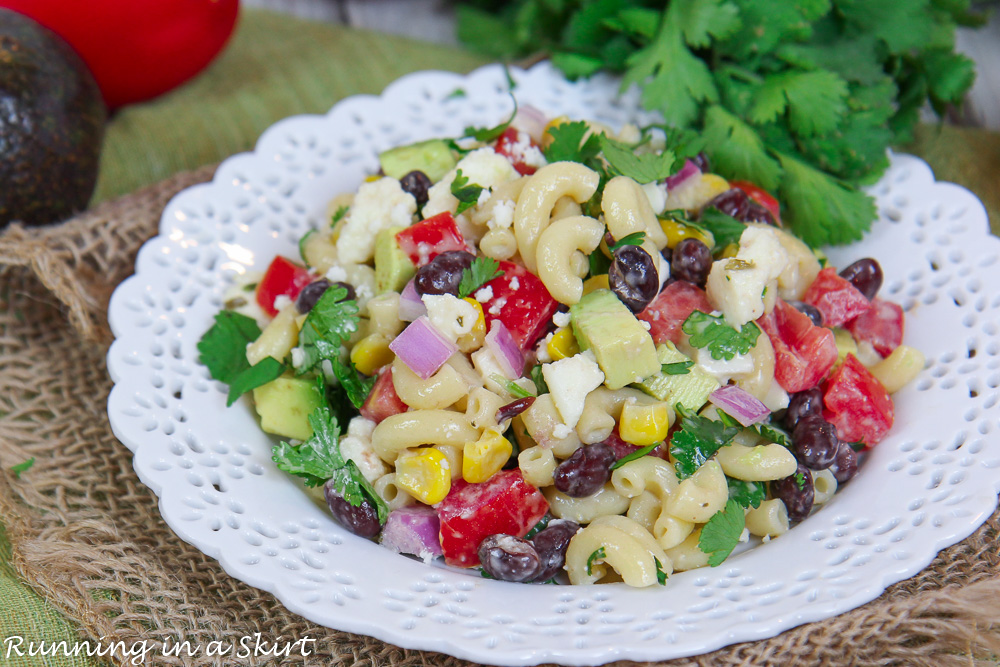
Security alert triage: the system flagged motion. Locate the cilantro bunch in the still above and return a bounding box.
[456,0,982,246]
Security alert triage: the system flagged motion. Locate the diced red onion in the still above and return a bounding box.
[484,320,523,379]
[380,506,442,560]
[389,316,456,379]
[665,159,702,190]
[398,279,426,322]
[709,384,770,426]
[512,104,548,144]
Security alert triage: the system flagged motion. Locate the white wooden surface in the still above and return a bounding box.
[243,0,1000,129]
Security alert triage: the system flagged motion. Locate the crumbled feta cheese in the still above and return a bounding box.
[356,282,373,302]
[739,527,750,543]
[290,347,305,369]
[474,285,494,303]
[336,177,417,264]
[552,424,573,440]
[422,294,479,342]
[324,265,348,283]
[273,295,293,312]
[762,534,772,543]
[472,347,513,388]
[640,320,651,331]
[488,296,507,316]
[641,180,668,215]
[487,199,516,230]
[477,187,492,207]
[422,148,518,219]
[339,416,388,483]
[535,331,555,363]
[695,348,755,385]
[541,352,604,429]
[504,131,548,170]
[706,226,789,326]
[552,311,571,329]
[509,276,520,291]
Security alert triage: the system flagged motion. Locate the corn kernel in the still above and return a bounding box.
[364,174,382,183]
[463,429,513,483]
[659,217,715,249]
[547,327,580,361]
[831,328,857,371]
[619,400,672,446]
[696,174,731,204]
[719,243,740,259]
[350,333,395,376]
[457,298,487,353]
[582,274,609,295]
[871,345,925,394]
[395,447,452,504]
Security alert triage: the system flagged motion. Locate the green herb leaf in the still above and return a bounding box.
[587,546,606,576]
[608,231,646,251]
[331,205,349,226]
[682,311,761,361]
[610,443,659,471]
[524,514,551,540]
[226,357,287,406]
[794,472,807,490]
[295,286,360,374]
[329,355,376,409]
[445,88,467,100]
[328,460,389,524]
[654,556,668,585]
[754,422,792,448]
[463,99,517,143]
[670,404,740,479]
[197,311,262,385]
[10,457,34,478]
[661,360,694,375]
[451,169,487,216]
[588,248,612,278]
[847,440,866,452]
[697,207,746,250]
[727,476,765,509]
[698,498,745,566]
[457,257,504,298]
[530,365,549,395]
[542,121,602,164]
[749,70,849,137]
[490,374,532,399]
[299,229,316,267]
[701,105,783,192]
[271,405,346,487]
[600,135,677,184]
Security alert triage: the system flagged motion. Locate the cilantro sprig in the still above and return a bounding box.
[682,311,761,361]
[197,311,287,406]
[10,457,34,478]
[458,257,503,298]
[451,169,486,215]
[670,404,739,479]
[609,443,659,471]
[587,547,606,576]
[727,476,765,510]
[600,135,676,184]
[608,231,646,252]
[698,499,746,567]
[661,360,693,376]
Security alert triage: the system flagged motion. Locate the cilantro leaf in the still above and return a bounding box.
[794,472,807,490]
[10,457,34,478]
[609,443,659,471]
[847,440,866,452]
[682,311,761,361]
[588,248,612,278]
[329,460,389,524]
[524,514,551,540]
[674,0,742,48]
[600,135,677,184]
[451,169,486,216]
[661,360,693,375]
[543,121,603,164]
[754,422,792,448]
[727,476,765,509]
[295,286,360,374]
[445,88,467,100]
[654,556,668,585]
[749,69,849,136]
[197,311,261,384]
[609,231,646,251]
[331,205,349,226]
[225,357,287,407]
[701,105,782,191]
[670,404,739,479]
[697,207,746,249]
[530,365,549,395]
[462,99,517,143]
[271,405,346,487]
[329,356,376,409]
[587,547,606,576]
[698,498,746,566]
[457,257,504,298]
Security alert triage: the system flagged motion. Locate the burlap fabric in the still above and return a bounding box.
[1,167,999,667]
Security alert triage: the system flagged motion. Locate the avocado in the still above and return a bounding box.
[0,9,105,228]
[374,226,416,294]
[831,327,857,370]
[569,289,660,390]
[635,342,721,411]
[252,375,325,441]
[379,139,456,183]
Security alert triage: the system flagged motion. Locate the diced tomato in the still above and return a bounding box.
[637,281,713,346]
[256,255,313,317]
[360,366,408,424]
[435,470,549,567]
[395,212,468,267]
[730,180,781,223]
[823,354,894,447]
[480,261,559,349]
[494,127,540,176]
[803,267,872,327]
[845,298,904,358]
[758,299,838,393]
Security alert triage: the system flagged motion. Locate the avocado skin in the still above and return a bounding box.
[0,9,105,228]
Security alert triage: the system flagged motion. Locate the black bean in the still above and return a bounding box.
[830,441,860,483]
[324,481,381,538]
[495,397,536,425]
[784,388,824,430]
[400,170,433,206]
[839,258,883,300]
[609,244,659,313]
[413,250,476,296]
[705,188,750,220]
[479,534,542,582]
[659,245,673,265]
[690,151,711,173]
[771,464,814,524]
[792,415,840,470]
[296,279,331,313]
[530,520,580,582]
[743,201,775,225]
[670,238,712,287]
[553,442,616,498]
[788,300,824,326]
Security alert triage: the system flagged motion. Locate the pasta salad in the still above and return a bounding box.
[197,105,924,587]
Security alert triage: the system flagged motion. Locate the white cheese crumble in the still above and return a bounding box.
[541,352,604,430]
[706,225,789,326]
[422,294,479,342]
[640,320,652,331]
[273,295,293,312]
[487,199,516,230]
[474,285,494,303]
[641,180,668,215]
[552,311,571,329]
[695,348,755,385]
[503,130,547,170]
[509,276,520,291]
[324,265,348,283]
[534,331,555,363]
[477,187,492,207]
[422,148,518,219]
[290,347,305,369]
[340,416,389,483]
[472,347,514,387]
[336,177,416,264]
[488,296,507,316]
[552,424,573,440]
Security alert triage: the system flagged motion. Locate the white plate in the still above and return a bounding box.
[107,62,1000,665]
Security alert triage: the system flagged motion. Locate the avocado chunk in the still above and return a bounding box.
[635,342,721,411]
[374,226,416,294]
[831,327,857,370]
[379,139,456,183]
[252,376,325,441]
[0,9,105,228]
[569,289,659,390]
